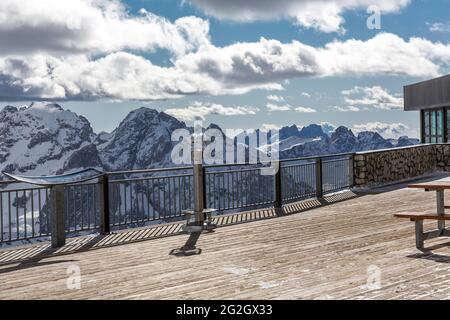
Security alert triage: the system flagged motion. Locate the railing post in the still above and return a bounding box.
[274,161,282,210]
[193,149,205,226]
[349,153,355,188]
[202,166,207,210]
[99,174,110,235]
[315,158,323,199]
[51,185,65,248]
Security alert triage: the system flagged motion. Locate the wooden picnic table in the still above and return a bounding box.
[408,180,450,230]
[396,180,450,249]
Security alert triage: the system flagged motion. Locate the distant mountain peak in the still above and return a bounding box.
[299,124,327,139]
[0,103,420,175]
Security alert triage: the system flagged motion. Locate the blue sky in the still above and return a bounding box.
[2,0,450,138]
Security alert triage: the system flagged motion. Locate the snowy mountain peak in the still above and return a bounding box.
[0,103,100,176]
[97,107,187,171]
[299,124,327,139]
[0,103,420,176]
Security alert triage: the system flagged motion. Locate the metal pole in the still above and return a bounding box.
[316,158,323,199]
[349,154,355,188]
[274,161,282,209]
[99,174,110,235]
[193,149,205,226]
[51,185,65,248]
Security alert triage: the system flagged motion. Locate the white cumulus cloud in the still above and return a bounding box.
[188,0,410,33]
[0,0,210,57]
[266,103,292,112]
[352,122,410,138]
[342,86,403,110]
[294,106,317,113]
[261,123,281,131]
[331,105,360,112]
[0,0,450,101]
[267,95,286,103]
[165,101,259,121]
[428,22,450,33]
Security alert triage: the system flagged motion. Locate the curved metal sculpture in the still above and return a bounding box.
[2,168,104,186]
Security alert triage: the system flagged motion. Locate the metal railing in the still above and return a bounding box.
[108,167,194,228]
[204,164,275,211]
[0,153,354,246]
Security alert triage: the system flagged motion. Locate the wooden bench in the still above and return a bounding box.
[394,212,450,249]
[394,212,450,221]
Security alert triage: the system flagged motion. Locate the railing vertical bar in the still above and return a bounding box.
[93,184,97,228]
[112,183,117,226]
[213,174,217,210]
[167,177,171,218]
[73,186,77,231]
[8,192,11,241]
[236,171,238,208]
[156,178,160,220]
[141,180,146,221]
[135,181,140,223]
[184,175,188,212]
[170,177,174,217]
[122,182,125,225]
[0,192,3,243]
[162,178,166,219]
[23,190,27,239]
[152,179,156,220]
[45,189,50,235]
[64,188,68,232]
[87,185,91,229]
[15,191,19,238]
[38,190,42,236]
[71,186,75,231]
[145,179,150,221]
[79,185,84,230]
[166,178,169,218]
[177,176,181,216]
[172,177,177,217]
[122,183,126,225]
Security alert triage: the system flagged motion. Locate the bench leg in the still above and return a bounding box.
[415,220,424,250]
[436,189,446,232]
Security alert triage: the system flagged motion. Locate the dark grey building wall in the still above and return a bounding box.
[404,74,450,111]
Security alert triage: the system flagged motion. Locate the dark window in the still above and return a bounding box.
[447,108,450,142]
[424,111,431,143]
[437,110,444,143]
[423,108,446,144]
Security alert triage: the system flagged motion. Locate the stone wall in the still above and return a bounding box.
[353,144,450,188]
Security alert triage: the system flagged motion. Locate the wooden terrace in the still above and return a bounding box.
[2,175,450,300]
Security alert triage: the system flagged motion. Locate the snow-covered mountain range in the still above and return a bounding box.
[0,103,419,176]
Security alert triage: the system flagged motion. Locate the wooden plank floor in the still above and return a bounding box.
[2,179,450,300]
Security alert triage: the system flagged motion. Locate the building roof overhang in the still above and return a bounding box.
[404,74,450,111]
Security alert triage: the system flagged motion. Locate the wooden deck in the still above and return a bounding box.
[2,178,450,300]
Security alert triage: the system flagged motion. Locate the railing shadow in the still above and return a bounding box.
[0,190,359,268]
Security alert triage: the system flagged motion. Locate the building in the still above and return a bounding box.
[404,74,450,144]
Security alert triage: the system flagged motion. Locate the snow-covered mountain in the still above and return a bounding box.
[0,103,101,176]
[96,107,187,171]
[0,103,420,176]
[279,125,419,158]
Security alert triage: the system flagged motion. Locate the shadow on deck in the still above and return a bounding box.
[0,190,358,268]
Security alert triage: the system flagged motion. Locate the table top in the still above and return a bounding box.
[408,180,450,190]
